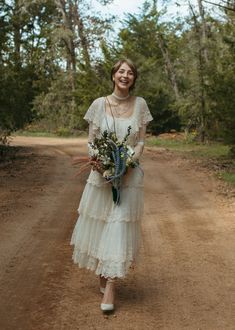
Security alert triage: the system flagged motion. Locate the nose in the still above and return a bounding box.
[122,71,128,77]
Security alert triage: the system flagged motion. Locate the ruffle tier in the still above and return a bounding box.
[70,214,141,278]
[70,169,144,278]
[79,171,144,223]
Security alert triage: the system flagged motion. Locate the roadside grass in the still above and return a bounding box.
[220,173,235,186]
[146,136,230,157]
[147,136,235,187]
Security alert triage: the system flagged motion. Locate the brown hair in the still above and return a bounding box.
[111,59,138,91]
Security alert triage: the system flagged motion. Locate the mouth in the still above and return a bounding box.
[119,79,129,85]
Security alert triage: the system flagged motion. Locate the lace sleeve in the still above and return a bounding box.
[83,97,103,130]
[139,97,153,127]
[84,98,103,156]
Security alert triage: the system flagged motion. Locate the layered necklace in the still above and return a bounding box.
[108,93,131,118]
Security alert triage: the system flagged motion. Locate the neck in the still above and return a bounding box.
[113,88,129,99]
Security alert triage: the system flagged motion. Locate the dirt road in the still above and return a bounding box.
[0,136,234,330]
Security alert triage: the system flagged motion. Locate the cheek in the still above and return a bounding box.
[114,72,121,80]
[129,77,135,84]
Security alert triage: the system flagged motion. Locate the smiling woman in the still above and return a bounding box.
[70,58,153,313]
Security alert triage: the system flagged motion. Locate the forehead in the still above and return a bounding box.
[118,62,133,71]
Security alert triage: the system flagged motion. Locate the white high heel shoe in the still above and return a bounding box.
[100,278,115,312]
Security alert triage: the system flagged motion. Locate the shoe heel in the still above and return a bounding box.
[100,303,114,312]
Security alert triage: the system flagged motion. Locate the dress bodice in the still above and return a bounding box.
[100,99,138,147]
[84,96,153,147]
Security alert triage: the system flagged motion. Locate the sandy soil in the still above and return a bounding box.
[0,136,234,330]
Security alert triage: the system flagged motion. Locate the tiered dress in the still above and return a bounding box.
[70,96,153,278]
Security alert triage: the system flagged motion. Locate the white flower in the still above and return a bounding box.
[92,148,99,156]
[100,155,110,164]
[103,169,112,178]
[126,158,132,166]
[127,145,135,157]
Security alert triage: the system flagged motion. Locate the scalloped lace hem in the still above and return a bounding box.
[71,250,137,278]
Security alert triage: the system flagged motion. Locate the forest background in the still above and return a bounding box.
[0,0,235,155]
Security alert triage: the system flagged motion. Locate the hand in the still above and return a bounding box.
[89,159,104,175]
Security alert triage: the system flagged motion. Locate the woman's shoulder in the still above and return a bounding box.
[134,96,153,123]
[91,96,105,106]
[133,96,149,111]
[84,97,105,124]
[131,95,147,105]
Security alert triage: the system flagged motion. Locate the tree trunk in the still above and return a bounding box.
[197,0,209,63]
[55,0,91,72]
[55,0,77,128]
[73,0,91,69]
[55,0,77,76]
[157,33,180,100]
[12,0,21,68]
[189,1,207,142]
[202,0,235,12]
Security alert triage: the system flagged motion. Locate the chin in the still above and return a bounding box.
[117,84,131,92]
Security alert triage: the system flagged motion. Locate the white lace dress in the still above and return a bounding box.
[70,96,153,278]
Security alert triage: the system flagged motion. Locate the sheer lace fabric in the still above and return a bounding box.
[70,96,153,278]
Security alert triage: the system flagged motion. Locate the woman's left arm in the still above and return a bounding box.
[132,124,147,161]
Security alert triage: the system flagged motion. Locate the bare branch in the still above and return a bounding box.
[202,0,235,12]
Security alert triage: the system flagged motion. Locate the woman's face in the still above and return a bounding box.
[112,62,135,93]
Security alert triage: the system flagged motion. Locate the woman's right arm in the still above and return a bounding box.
[87,122,96,157]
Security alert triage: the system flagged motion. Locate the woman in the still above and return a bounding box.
[70,59,153,312]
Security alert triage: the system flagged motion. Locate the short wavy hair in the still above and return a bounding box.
[111,59,138,91]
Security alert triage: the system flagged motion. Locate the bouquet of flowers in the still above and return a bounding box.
[73,126,139,205]
[89,126,138,205]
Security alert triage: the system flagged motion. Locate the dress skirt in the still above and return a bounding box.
[70,167,144,278]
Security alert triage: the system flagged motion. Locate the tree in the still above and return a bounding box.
[32,0,114,133]
[0,0,58,142]
[116,0,181,133]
